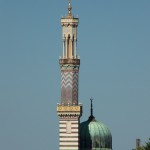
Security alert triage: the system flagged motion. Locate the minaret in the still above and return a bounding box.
[57,1,82,150]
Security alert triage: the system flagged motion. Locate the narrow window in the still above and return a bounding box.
[72,36,74,57]
[67,35,70,58]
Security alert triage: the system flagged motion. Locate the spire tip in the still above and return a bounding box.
[88,98,95,121]
[67,0,72,16]
[90,98,93,116]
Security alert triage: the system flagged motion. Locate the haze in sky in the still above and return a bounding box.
[0,0,150,150]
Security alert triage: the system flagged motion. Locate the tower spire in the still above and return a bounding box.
[67,0,72,18]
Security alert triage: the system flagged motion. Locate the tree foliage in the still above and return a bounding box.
[137,138,150,150]
[142,138,150,150]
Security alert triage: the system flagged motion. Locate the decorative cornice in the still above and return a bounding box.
[57,105,82,112]
[59,59,80,65]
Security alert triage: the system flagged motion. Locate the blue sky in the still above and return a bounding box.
[0,0,150,150]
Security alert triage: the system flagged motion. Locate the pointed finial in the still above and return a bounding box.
[68,0,72,16]
[88,98,96,121]
[90,98,93,116]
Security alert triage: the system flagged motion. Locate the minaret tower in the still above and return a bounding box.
[57,1,82,150]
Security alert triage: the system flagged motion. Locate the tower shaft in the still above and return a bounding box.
[57,1,82,150]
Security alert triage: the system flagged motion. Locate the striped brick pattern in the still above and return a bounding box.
[59,120,80,150]
[61,70,78,105]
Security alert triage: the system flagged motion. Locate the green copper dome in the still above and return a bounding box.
[80,99,112,150]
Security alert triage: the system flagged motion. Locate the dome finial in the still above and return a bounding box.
[88,98,95,121]
[90,98,93,116]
